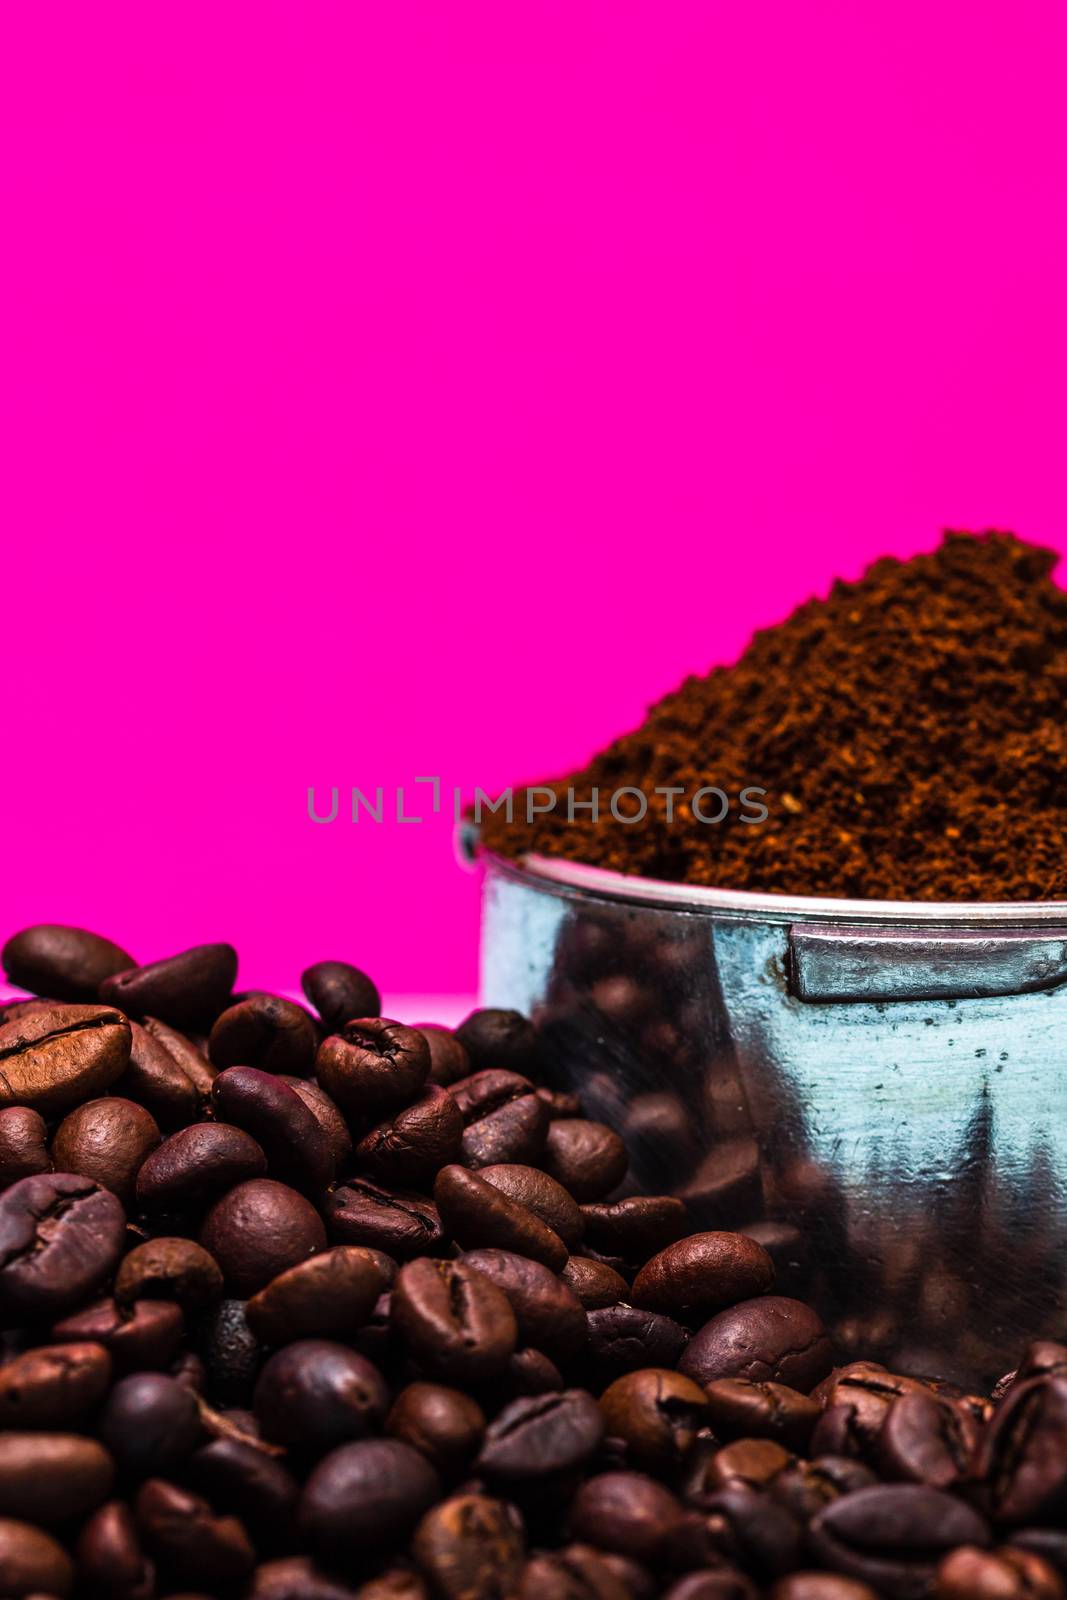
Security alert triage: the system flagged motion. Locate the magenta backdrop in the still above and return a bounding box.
[2,3,1066,997]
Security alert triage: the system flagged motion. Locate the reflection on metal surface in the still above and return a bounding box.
[478,849,1067,1386]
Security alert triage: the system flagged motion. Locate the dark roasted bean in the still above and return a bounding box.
[412,1493,526,1600]
[768,1578,879,1600]
[0,1431,114,1521]
[300,1439,440,1560]
[197,1299,263,1406]
[632,1233,774,1322]
[0,1340,111,1429]
[0,1516,76,1597]
[418,1026,472,1088]
[387,1383,487,1477]
[477,1164,584,1250]
[326,1178,446,1259]
[877,1391,979,1489]
[458,1248,588,1361]
[704,1378,820,1452]
[679,1297,834,1392]
[75,1499,154,1600]
[450,1071,549,1168]
[519,1543,634,1600]
[254,1340,389,1451]
[2,925,134,1003]
[301,962,381,1032]
[0,1173,126,1320]
[51,1097,160,1202]
[209,997,319,1077]
[599,1369,709,1471]
[136,1123,267,1213]
[933,1544,1065,1599]
[569,1471,684,1564]
[585,1304,688,1380]
[976,1375,1067,1526]
[0,1107,51,1190]
[189,1437,300,1547]
[212,1066,335,1193]
[542,1120,628,1203]
[245,1246,388,1345]
[357,1088,465,1188]
[391,1259,517,1384]
[100,944,238,1028]
[454,1010,540,1076]
[120,1021,204,1129]
[99,1373,202,1472]
[115,1237,223,1310]
[434,1165,568,1271]
[477,1390,604,1480]
[52,1297,184,1371]
[562,1256,631,1310]
[200,1179,327,1297]
[809,1485,991,1599]
[316,1020,431,1118]
[135,1476,256,1587]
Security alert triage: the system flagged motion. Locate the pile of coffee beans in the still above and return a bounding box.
[1,924,1067,1599]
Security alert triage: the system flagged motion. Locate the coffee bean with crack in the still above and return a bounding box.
[391,1258,518,1384]
[0,1005,131,1116]
[0,1172,126,1319]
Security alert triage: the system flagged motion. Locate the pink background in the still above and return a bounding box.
[3,3,1066,999]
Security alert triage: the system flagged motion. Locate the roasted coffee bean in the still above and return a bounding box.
[391,1258,517,1383]
[808,1485,991,1599]
[200,1178,327,1297]
[599,1369,709,1471]
[2,924,134,1003]
[585,1304,688,1379]
[357,1088,465,1188]
[135,1476,256,1587]
[136,1123,268,1212]
[536,1087,584,1120]
[0,1431,114,1521]
[580,1197,689,1267]
[52,1297,184,1371]
[569,1471,684,1564]
[0,1516,76,1598]
[212,1067,335,1193]
[632,1233,774,1322]
[977,1375,1067,1526]
[450,1071,549,1168]
[76,1499,153,1600]
[477,1164,584,1250]
[301,961,381,1032]
[770,1579,880,1600]
[933,1544,1065,1599]
[115,1237,223,1311]
[499,1347,565,1400]
[412,1493,526,1600]
[249,1554,365,1598]
[0,1005,131,1115]
[542,1121,628,1203]
[418,1026,472,1088]
[877,1391,979,1489]
[282,1075,353,1167]
[326,1177,446,1259]
[518,1542,634,1600]
[703,1438,795,1493]
[197,1299,263,1406]
[664,1572,759,1600]
[704,1379,819,1452]
[357,1565,428,1600]
[477,1389,604,1480]
[768,1457,879,1524]
[254,1340,389,1451]
[100,943,238,1028]
[458,1249,588,1361]
[811,1364,929,1456]
[0,1340,111,1429]
[316,1020,431,1118]
[121,1021,203,1129]
[562,1256,631,1310]
[680,1297,834,1391]
[387,1383,486,1477]
[0,1173,126,1320]
[209,997,319,1077]
[51,1097,160,1202]
[100,1373,202,1472]
[677,1484,801,1580]
[300,1439,441,1560]
[189,1438,300,1545]
[246,1246,388,1345]
[434,1165,568,1271]
[0,1107,51,1190]
[454,1009,540,1076]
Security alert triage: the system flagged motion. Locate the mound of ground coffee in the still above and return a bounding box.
[481,531,1067,900]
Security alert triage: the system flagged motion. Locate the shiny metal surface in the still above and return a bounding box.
[477,849,1067,1386]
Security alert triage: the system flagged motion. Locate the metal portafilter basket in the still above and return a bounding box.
[471,842,1067,1388]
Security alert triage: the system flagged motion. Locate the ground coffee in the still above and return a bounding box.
[481,531,1067,900]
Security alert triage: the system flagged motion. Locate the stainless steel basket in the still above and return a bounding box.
[475,846,1067,1387]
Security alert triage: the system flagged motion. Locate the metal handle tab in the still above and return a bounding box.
[789,924,1067,1003]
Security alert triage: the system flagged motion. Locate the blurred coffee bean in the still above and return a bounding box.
[99,1373,202,1472]
[768,1578,879,1600]
[976,1375,1067,1526]
[542,1121,628,1202]
[212,1066,335,1193]
[434,1165,568,1271]
[454,1009,540,1076]
[769,1457,878,1524]
[0,1173,125,1320]
[632,1233,774,1322]
[808,1485,991,1598]
[933,1544,1064,1599]
[568,1471,684,1564]
[0,1106,51,1190]
[458,1249,588,1362]
[663,1572,759,1600]
[0,1005,130,1115]
[585,1304,688,1380]
[209,997,318,1077]
[76,1499,153,1600]
[0,1431,114,1521]
[245,1246,388,1345]
[562,1256,630,1310]
[316,1020,431,1118]
[52,1297,184,1371]
[677,1483,801,1581]
[536,1087,583,1119]
[282,1076,353,1167]
[357,1088,464,1188]
[115,1237,223,1311]
[0,1517,75,1598]
[477,1390,604,1480]
[249,1554,365,1598]
[51,1097,160,1202]
[301,961,381,1032]
[200,1178,327,1297]
[417,1026,472,1088]
[135,1476,255,1587]
[412,1493,525,1600]
[254,1340,389,1451]
[121,1021,204,1129]
[0,1341,111,1429]
[326,1179,446,1259]
[100,943,238,1028]
[300,1439,440,1561]
[2,924,134,1003]
[680,1297,834,1391]
[451,1071,549,1168]
[599,1369,709,1471]
[580,1197,689,1267]
[136,1123,267,1213]
[877,1391,979,1489]
[391,1259,517,1384]
[197,1299,263,1407]
[188,1438,300,1549]
[518,1543,634,1600]
[387,1383,486,1477]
